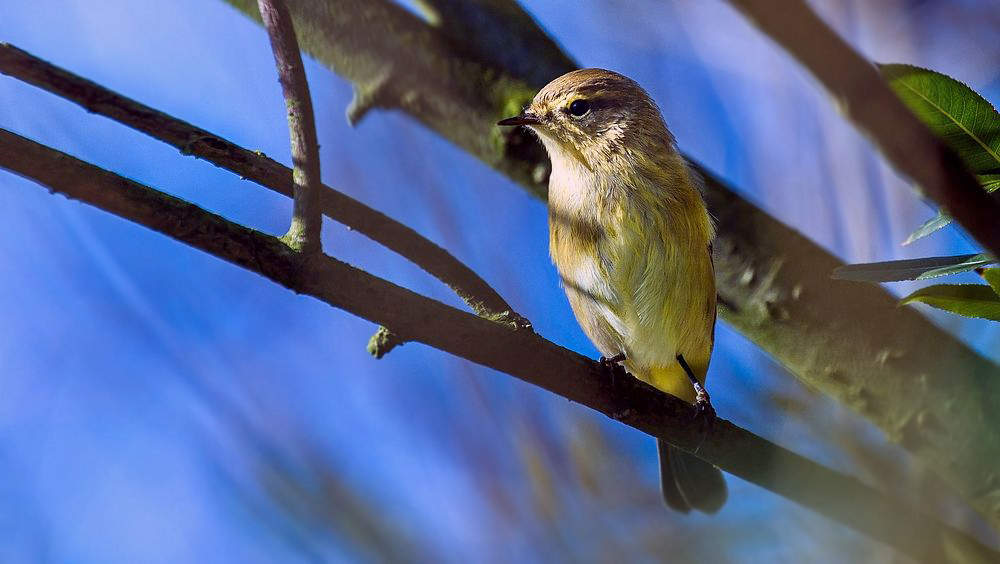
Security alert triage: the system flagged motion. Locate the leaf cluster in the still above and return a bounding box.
[833,65,1000,321]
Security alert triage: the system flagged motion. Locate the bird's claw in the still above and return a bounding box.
[598,353,628,388]
[690,385,716,453]
[599,352,626,366]
[694,388,716,428]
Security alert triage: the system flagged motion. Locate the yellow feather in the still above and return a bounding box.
[532,69,716,405]
[502,67,727,514]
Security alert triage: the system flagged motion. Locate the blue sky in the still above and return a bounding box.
[1,0,998,562]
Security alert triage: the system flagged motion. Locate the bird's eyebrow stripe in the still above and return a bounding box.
[563,95,613,112]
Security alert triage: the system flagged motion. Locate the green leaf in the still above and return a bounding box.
[832,254,994,283]
[900,284,1000,321]
[903,211,951,245]
[916,253,995,279]
[982,268,1000,296]
[902,174,1000,245]
[881,64,1000,174]
[981,173,1000,192]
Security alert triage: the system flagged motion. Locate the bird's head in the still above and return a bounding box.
[498,68,672,169]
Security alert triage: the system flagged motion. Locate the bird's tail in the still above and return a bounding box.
[657,439,727,514]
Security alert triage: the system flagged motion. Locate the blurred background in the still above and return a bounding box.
[1,0,999,562]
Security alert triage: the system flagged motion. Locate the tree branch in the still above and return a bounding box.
[0,43,526,338]
[216,0,1000,529]
[411,0,575,89]
[224,0,550,194]
[257,0,323,253]
[725,0,1000,258]
[1,127,996,563]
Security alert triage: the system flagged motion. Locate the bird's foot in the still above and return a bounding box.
[676,353,717,452]
[599,352,628,388]
[692,381,717,432]
[599,352,626,367]
[685,382,717,455]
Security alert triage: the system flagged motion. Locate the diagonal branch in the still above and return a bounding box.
[217,0,1000,530]
[257,0,323,253]
[411,0,575,89]
[1,127,996,563]
[725,0,1000,258]
[0,43,524,334]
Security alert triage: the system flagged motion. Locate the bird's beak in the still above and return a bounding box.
[497,112,541,126]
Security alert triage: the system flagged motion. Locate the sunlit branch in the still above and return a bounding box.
[0,127,995,563]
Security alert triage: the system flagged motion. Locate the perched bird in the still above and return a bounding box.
[498,69,726,514]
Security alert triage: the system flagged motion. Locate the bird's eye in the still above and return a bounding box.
[568,99,590,117]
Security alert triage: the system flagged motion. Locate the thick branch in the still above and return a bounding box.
[258,0,323,253]
[726,0,1000,258]
[0,43,521,327]
[411,0,575,89]
[1,128,996,563]
[217,0,1000,529]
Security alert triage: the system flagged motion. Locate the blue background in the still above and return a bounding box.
[1,0,998,561]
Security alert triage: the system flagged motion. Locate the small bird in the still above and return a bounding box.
[498,69,726,514]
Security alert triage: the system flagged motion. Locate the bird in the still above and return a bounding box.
[498,68,726,514]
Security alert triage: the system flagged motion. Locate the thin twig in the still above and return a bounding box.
[0,128,996,563]
[0,43,523,328]
[257,0,323,253]
[726,0,1000,258]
